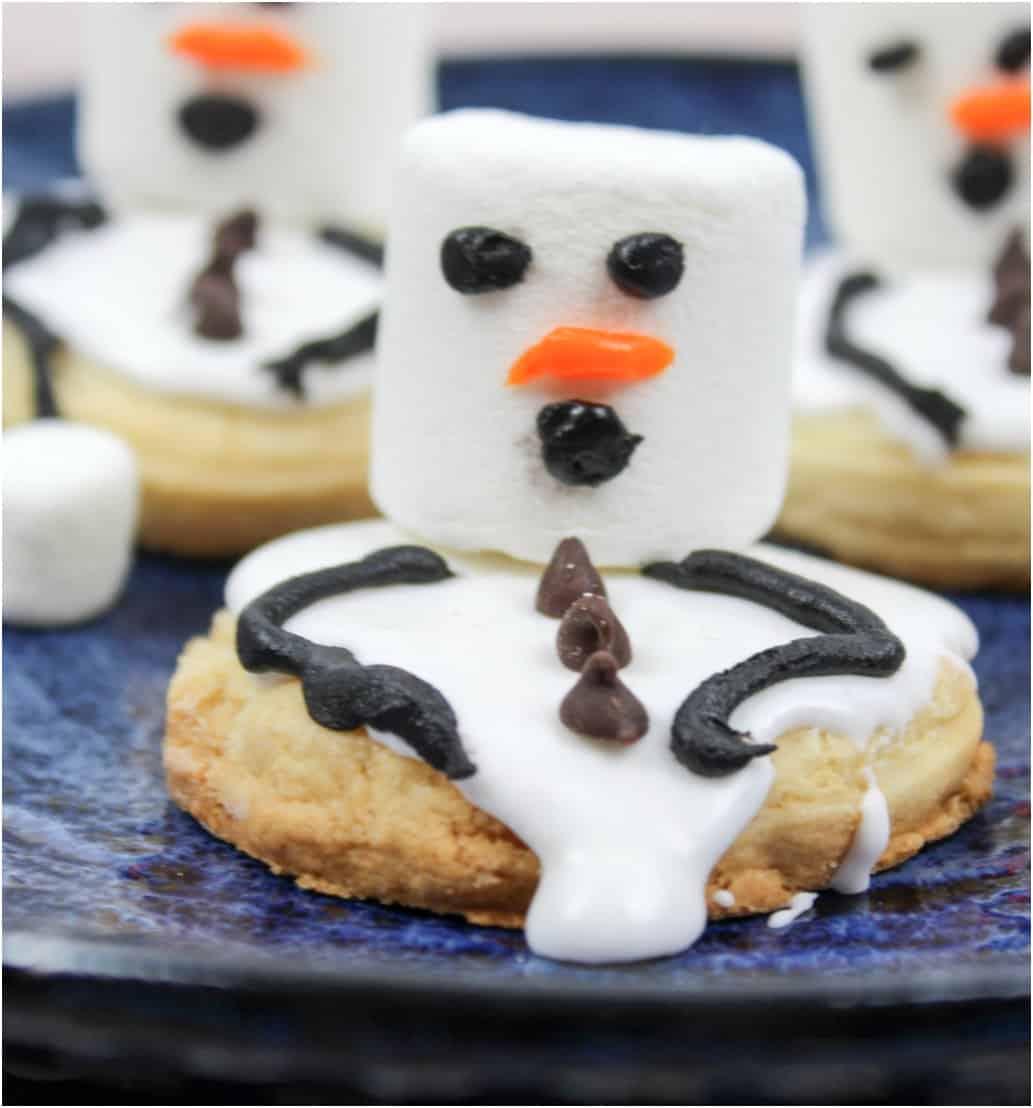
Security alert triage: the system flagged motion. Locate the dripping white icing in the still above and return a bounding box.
[713,889,736,908]
[793,250,1029,462]
[831,767,891,895]
[767,891,818,929]
[4,210,381,409]
[225,519,978,963]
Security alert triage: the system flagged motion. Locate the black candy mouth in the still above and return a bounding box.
[178,94,261,151]
[536,399,643,487]
[951,145,1014,211]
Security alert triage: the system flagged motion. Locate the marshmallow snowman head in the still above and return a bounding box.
[802,3,1030,270]
[372,111,805,567]
[78,3,432,230]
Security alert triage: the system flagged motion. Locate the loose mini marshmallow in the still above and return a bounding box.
[371,110,805,567]
[4,421,139,626]
[78,3,432,230]
[802,3,1030,270]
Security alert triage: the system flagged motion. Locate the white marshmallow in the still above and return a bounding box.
[78,3,432,230]
[4,421,139,627]
[802,3,1030,270]
[372,110,805,567]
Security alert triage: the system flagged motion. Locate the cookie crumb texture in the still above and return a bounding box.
[3,325,375,557]
[165,612,992,927]
[778,409,1029,590]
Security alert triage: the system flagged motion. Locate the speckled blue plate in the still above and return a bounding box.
[4,62,1030,1101]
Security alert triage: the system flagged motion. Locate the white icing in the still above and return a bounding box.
[793,249,1029,461]
[225,518,978,963]
[713,889,736,908]
[373,110,806,566]
[4,210,381,409]
[767,891,818,930]
[831,768,891,896]
[3,419,139,627]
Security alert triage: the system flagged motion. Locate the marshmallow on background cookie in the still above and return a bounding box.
[802,3,1030,270]
[372,110,805,567]
[79,3,432,230]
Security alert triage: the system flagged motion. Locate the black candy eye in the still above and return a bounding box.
[997,26,1030,72]
[606,233,684,300]
[867,40,920,73]
[440,227,531,294]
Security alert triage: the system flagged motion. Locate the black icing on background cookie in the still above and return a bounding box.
[3,195,108,419]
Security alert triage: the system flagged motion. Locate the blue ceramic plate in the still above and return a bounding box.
[6,548,1030,988]
[4,551,1030,1099]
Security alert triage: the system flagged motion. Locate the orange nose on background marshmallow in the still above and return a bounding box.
[950,79,1031,144]
[506,326,675,387]
[169,23,309,73]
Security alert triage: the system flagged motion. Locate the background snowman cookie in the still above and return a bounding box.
[165,112,991,964]
[3,4,431,557]
[778,3,1030,590]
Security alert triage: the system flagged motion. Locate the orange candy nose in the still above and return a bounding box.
[950,79,1030,143]
[507,326,675,387]
[169,23,309,73]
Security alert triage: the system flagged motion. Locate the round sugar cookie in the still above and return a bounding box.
[780,248,1030,590]
[777,408,1030,591]
[165,611,990,928]
[3,327,375,557]
[2,207,383,557]
[162,520,991,956]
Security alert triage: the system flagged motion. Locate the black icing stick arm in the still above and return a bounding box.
[826,271,966,448]
[3,195,108,421]
[642,550,906,778]
[236,545,477,780]
[262,310,378,398]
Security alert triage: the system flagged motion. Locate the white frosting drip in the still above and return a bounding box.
[831,767,891,896]
[793,250,1029,462]
[4,210,382,409]
[225,519,977,963]
[767,891,818,930]
[713,889,736,909]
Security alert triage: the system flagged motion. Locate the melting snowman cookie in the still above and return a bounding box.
[165,111,992,964]
[781,3,1030,588]
[2,3,431,557]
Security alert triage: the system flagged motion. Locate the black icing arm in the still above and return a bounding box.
[262,310,378,398]
[642,550,906,778]
[3,195,108,421]
[236,546,477,780]
[826,271,965,448]
[320,225,385,268]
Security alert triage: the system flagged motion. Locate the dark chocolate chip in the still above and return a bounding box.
[191,270,243,340]
[215,209,258,260]
[179,94,260,151]
[559,651,648,744]
[952,146,1014,211]
[557,595,631,671]
[536,400,642,487]
[440,227,531,294]
[536,537,606,618]
[1009,306,1030,375]
[606,233,684,299]
[867,40,920,72]
[997,26,1030,72]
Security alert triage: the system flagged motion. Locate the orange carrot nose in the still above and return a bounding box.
[950,79,1030,144]
[169,23,309,73]
[506,326,674,387]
